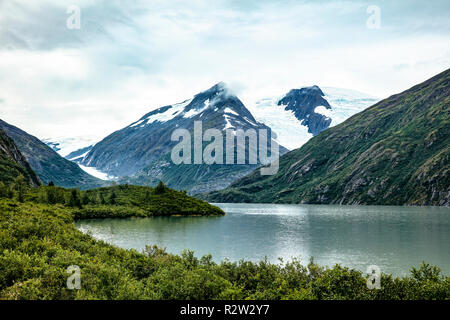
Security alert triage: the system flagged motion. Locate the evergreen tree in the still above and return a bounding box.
[37,187,48,203]
[81,192,90,205]
[96,193,106,205]
[46,187,57,204]
[48,181,55,187]
[68,189,82,208]
[6,186,14,199]
[109,191,117,205]
[0,182,7,198]
[155,181,166,194]
[14,174,28,203]
[144,190,151,202]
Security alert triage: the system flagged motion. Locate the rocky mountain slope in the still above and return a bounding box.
[80,83,287,193]
[0,128,41,187]
[203,69,450,206]
[0,120,106,189]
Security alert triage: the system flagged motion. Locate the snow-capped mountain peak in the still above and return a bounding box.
[79,82,282,178]
[126,82,254,131]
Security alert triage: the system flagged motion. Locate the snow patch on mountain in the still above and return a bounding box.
[78,164,116,181]
[224,114,234,129]
[251,97,313,150]
[224,107,238,116]
[183,98,210,118]
[130,119,145,128]
[314,106,332,118]
[148,99,192,124]
[68,150,90,161]
[322,87,379,126]
[43,136,99,158]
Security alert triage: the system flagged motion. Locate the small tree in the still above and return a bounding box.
[144,189,151,203]
[46,187,57,204]
[109,191,117,205]
[37,187,48,203]
[48,181,55,187]
[81,192,90,205]
[0,182,7,198]
[14,174,28,203]
[6,185,14,199]
[155,181,166,194]
[96,193,106,205]
[68,189,82,208]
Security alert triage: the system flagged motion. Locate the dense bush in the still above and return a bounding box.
[0,199,448,300]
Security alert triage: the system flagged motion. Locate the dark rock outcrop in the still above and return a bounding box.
[278,85,332,135]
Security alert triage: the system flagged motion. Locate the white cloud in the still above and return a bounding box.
[0,0,449,142]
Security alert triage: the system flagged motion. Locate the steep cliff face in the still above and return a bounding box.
[278,86,332,135]
[0,128,41,187]
[0,120,105,189]
[203,69,450,206]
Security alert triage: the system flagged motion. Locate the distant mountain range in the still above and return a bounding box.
[202,69,450,206]
[1,69,447,204]
[0,119,106,189]
[50,83,374,193]
[54,85,377,161]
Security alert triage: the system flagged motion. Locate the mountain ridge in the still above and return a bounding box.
[0,119,106,189]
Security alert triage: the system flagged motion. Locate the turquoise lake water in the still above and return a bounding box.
[75,203,450,276]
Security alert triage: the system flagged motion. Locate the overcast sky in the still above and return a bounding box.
[1,0,449,142]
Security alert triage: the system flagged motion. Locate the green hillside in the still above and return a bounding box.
[203,69,450,206]
[25,183,225,218]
